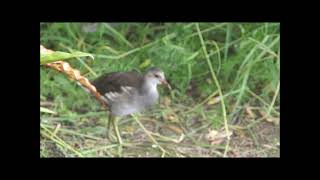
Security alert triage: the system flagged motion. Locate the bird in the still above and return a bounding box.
[91,67,171,145]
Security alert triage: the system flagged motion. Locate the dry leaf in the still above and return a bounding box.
[205,129,219,141]
[259,110,267,117]
[205,128,233,145]
[245,106,256,119]
[259,110,279,125]
[41,45,108,108]
[163,112,179,123]
[267,117,280,125]
[262,144,273,149]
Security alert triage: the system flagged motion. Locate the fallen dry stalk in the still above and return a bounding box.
[40,45,108,108]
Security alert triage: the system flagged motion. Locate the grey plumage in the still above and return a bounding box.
[91,68,167,116]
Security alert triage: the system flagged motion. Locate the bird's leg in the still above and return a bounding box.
[112,116,123,145]
[107,113,113,141]
[107,114,123,157]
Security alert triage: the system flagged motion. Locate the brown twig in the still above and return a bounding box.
[40,45,108,108]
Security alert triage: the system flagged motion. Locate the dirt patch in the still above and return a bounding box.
[230,121,280,157]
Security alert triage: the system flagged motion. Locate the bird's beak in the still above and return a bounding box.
[161,79,172,90]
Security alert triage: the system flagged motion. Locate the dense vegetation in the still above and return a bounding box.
[40,23,280,157]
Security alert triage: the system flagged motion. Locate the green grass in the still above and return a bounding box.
[40,22,280,157]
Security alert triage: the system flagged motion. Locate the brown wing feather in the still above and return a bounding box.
[91,71,143,95]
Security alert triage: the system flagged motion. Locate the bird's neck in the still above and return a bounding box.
[140,78,158,95]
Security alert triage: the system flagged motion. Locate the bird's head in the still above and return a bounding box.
[144,67,171,90]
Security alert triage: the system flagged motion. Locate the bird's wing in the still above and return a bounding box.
[91,71,143,95]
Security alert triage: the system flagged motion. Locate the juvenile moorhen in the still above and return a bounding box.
[91,67,170,145]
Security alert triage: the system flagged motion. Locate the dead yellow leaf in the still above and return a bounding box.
[259,110,279,125]
[205,128,233,145]
[245,106,256,119]
[205,129,219,141]
[266,117,280,125]
[163,112,179,123]
[259,110,267,117]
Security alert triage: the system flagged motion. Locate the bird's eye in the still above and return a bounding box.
[154,74,160,78]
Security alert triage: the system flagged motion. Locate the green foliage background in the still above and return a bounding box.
[40,23,280,157]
